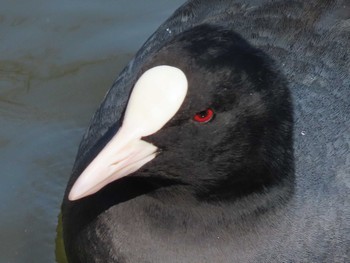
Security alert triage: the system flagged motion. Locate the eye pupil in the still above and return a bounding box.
[193,108,214,123]
[199,111,207,118]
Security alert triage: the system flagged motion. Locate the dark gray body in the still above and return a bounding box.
[63,1,350,262]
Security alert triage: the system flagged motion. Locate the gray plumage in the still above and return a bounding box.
[63,1,350,262]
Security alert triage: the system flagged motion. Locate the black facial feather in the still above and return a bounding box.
[141,24,294,202]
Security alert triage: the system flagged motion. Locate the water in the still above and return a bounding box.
[0,1,186,262]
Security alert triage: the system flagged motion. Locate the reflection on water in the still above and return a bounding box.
[0,1,186,262]
[56,214,67,263]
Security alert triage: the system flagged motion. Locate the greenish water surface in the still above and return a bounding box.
[0,1,186,262]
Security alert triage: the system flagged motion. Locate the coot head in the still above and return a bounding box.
[68,24,294,203]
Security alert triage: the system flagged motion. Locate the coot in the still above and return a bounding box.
[62,1,350,262]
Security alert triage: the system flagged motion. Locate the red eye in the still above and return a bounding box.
[193,108,214,123]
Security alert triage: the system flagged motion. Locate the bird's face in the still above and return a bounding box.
[69,25,293,201]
